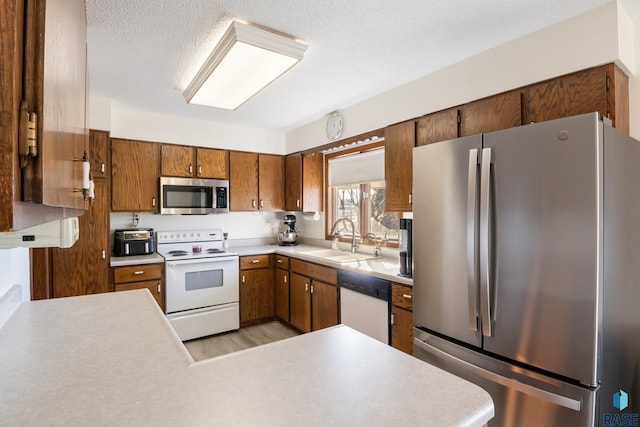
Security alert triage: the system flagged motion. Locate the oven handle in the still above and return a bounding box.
[166,256,239,267]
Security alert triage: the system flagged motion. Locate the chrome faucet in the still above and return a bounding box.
[362,232,381,257]
[330,218,359,253]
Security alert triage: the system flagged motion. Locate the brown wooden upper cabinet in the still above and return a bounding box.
[416,107,459,147]
[0,0,88,231]
[111,138,160,212]
[460,90,522,137]
[385,121,415,212]
[229,151,284,211]
[285,152,323,212]
[161,144,228,179]
[522,64,629,133]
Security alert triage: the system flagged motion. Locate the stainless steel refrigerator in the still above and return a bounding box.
[412,112,640,426]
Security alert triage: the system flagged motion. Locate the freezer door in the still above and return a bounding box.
[414,330,598,427]
[413,134,482,347]
[482,113,602,386]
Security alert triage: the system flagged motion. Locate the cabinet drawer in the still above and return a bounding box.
[391,283,413,311]
[113,264,163,284]
[240,254,271,270]
[290,259,337,285]
[275,255,289,270]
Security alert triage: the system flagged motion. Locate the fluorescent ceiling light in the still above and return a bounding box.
[184,21,307,110]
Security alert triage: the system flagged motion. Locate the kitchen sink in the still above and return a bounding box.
[300,249,377,263]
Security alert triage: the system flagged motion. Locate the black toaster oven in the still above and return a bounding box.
[113,228,156,257]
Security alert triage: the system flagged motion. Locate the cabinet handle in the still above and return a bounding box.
[310,284,314,294]
[252,199,256,208]
[305,283,309,292]
[242,275,245,283]
[198,165,202,175]
[409,193,412,205]
[296,199,300,208]
[260,200,264,208]
[133,271,144,275]
[157,284,161,293]
[101,163,105,173]
[402,294,413,300]
[101,250,106,260]
[277,259,282,263]
[251,259,260,264]
[152,197,156,207]
[284,275,287,283]
[390,313,395,325]
[189,164,193,174]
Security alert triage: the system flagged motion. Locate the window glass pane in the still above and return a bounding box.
[368,180,399,241]
[335,184,361,237]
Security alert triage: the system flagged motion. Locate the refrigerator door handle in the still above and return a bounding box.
[466,148,480,332]
[414,337,582,412]
[480,147,493,337]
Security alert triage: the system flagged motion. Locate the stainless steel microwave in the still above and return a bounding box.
[159,177,229,214]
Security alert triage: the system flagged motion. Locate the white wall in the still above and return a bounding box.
[286,1,637,152]
[0,248,30,301]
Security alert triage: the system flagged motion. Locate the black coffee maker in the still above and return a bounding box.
[398,219,412,277]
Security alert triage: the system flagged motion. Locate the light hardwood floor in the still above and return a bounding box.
[183,321,300,361]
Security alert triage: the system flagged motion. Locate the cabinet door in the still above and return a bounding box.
[51,178,109,297]
[285,153,302,211]
[275,267,289,322]
[391,307,414,355]
[290,273,311,332]
[416,108,459,146]
[90,130,109,179]
[302,153,323,212]
[111,139,160,211]
[161,144,194,177]
[384,121,415,212]
[21,0,87,210]
[311,280,339,331]
[240,268,274,324]
[197,148,228,179]
[229,151,259,211]
[258,154,284,211]
[557,66,606,120]
[522,79,559,125]
[115,280,164,311]
[460,91,521,136]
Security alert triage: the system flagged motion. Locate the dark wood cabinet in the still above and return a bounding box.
[289,259,339,333]
[230,152,284,211]
[459,90,522,137]
[390,283,413,355]
[285,152,323,212]
[112,263,164,310]
[239,255,275,325]
[416,108,459,146]
[275,255,290,322]
[385,121,415,212]
[161,144,228,179]
[0,0,87,231]
[111,138,160,212]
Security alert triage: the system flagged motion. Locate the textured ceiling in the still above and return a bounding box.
[87,0,629,132]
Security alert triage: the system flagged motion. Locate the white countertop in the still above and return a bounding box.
[110,252,165,267]
[0,291,492,426]
[234,243,413,286]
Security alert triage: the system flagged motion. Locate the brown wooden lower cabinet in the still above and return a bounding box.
[275,255,290,322]
[391,283,414,355]
[239,255,275,325]
[289,259,339,333]
[112,263,164,311]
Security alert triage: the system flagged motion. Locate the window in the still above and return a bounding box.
[326,143,398,245]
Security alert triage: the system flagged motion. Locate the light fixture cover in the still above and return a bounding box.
[184,21,307,110]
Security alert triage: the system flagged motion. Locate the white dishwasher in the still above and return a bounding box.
[339,270,390,344]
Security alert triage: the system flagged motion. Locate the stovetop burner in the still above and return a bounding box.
[167,250,189,257]
[207,248,225,254]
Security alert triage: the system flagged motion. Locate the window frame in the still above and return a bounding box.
[324,140,399,248]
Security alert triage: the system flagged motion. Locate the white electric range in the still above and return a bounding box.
[157,229,239,341]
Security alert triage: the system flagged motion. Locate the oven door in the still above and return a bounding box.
[165,256,239,314]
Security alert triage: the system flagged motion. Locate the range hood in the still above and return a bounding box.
[0,217,79,249]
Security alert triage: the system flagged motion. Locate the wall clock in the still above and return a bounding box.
[325,112,343,140]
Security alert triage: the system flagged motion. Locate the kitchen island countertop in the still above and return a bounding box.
[0,290,492,426]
